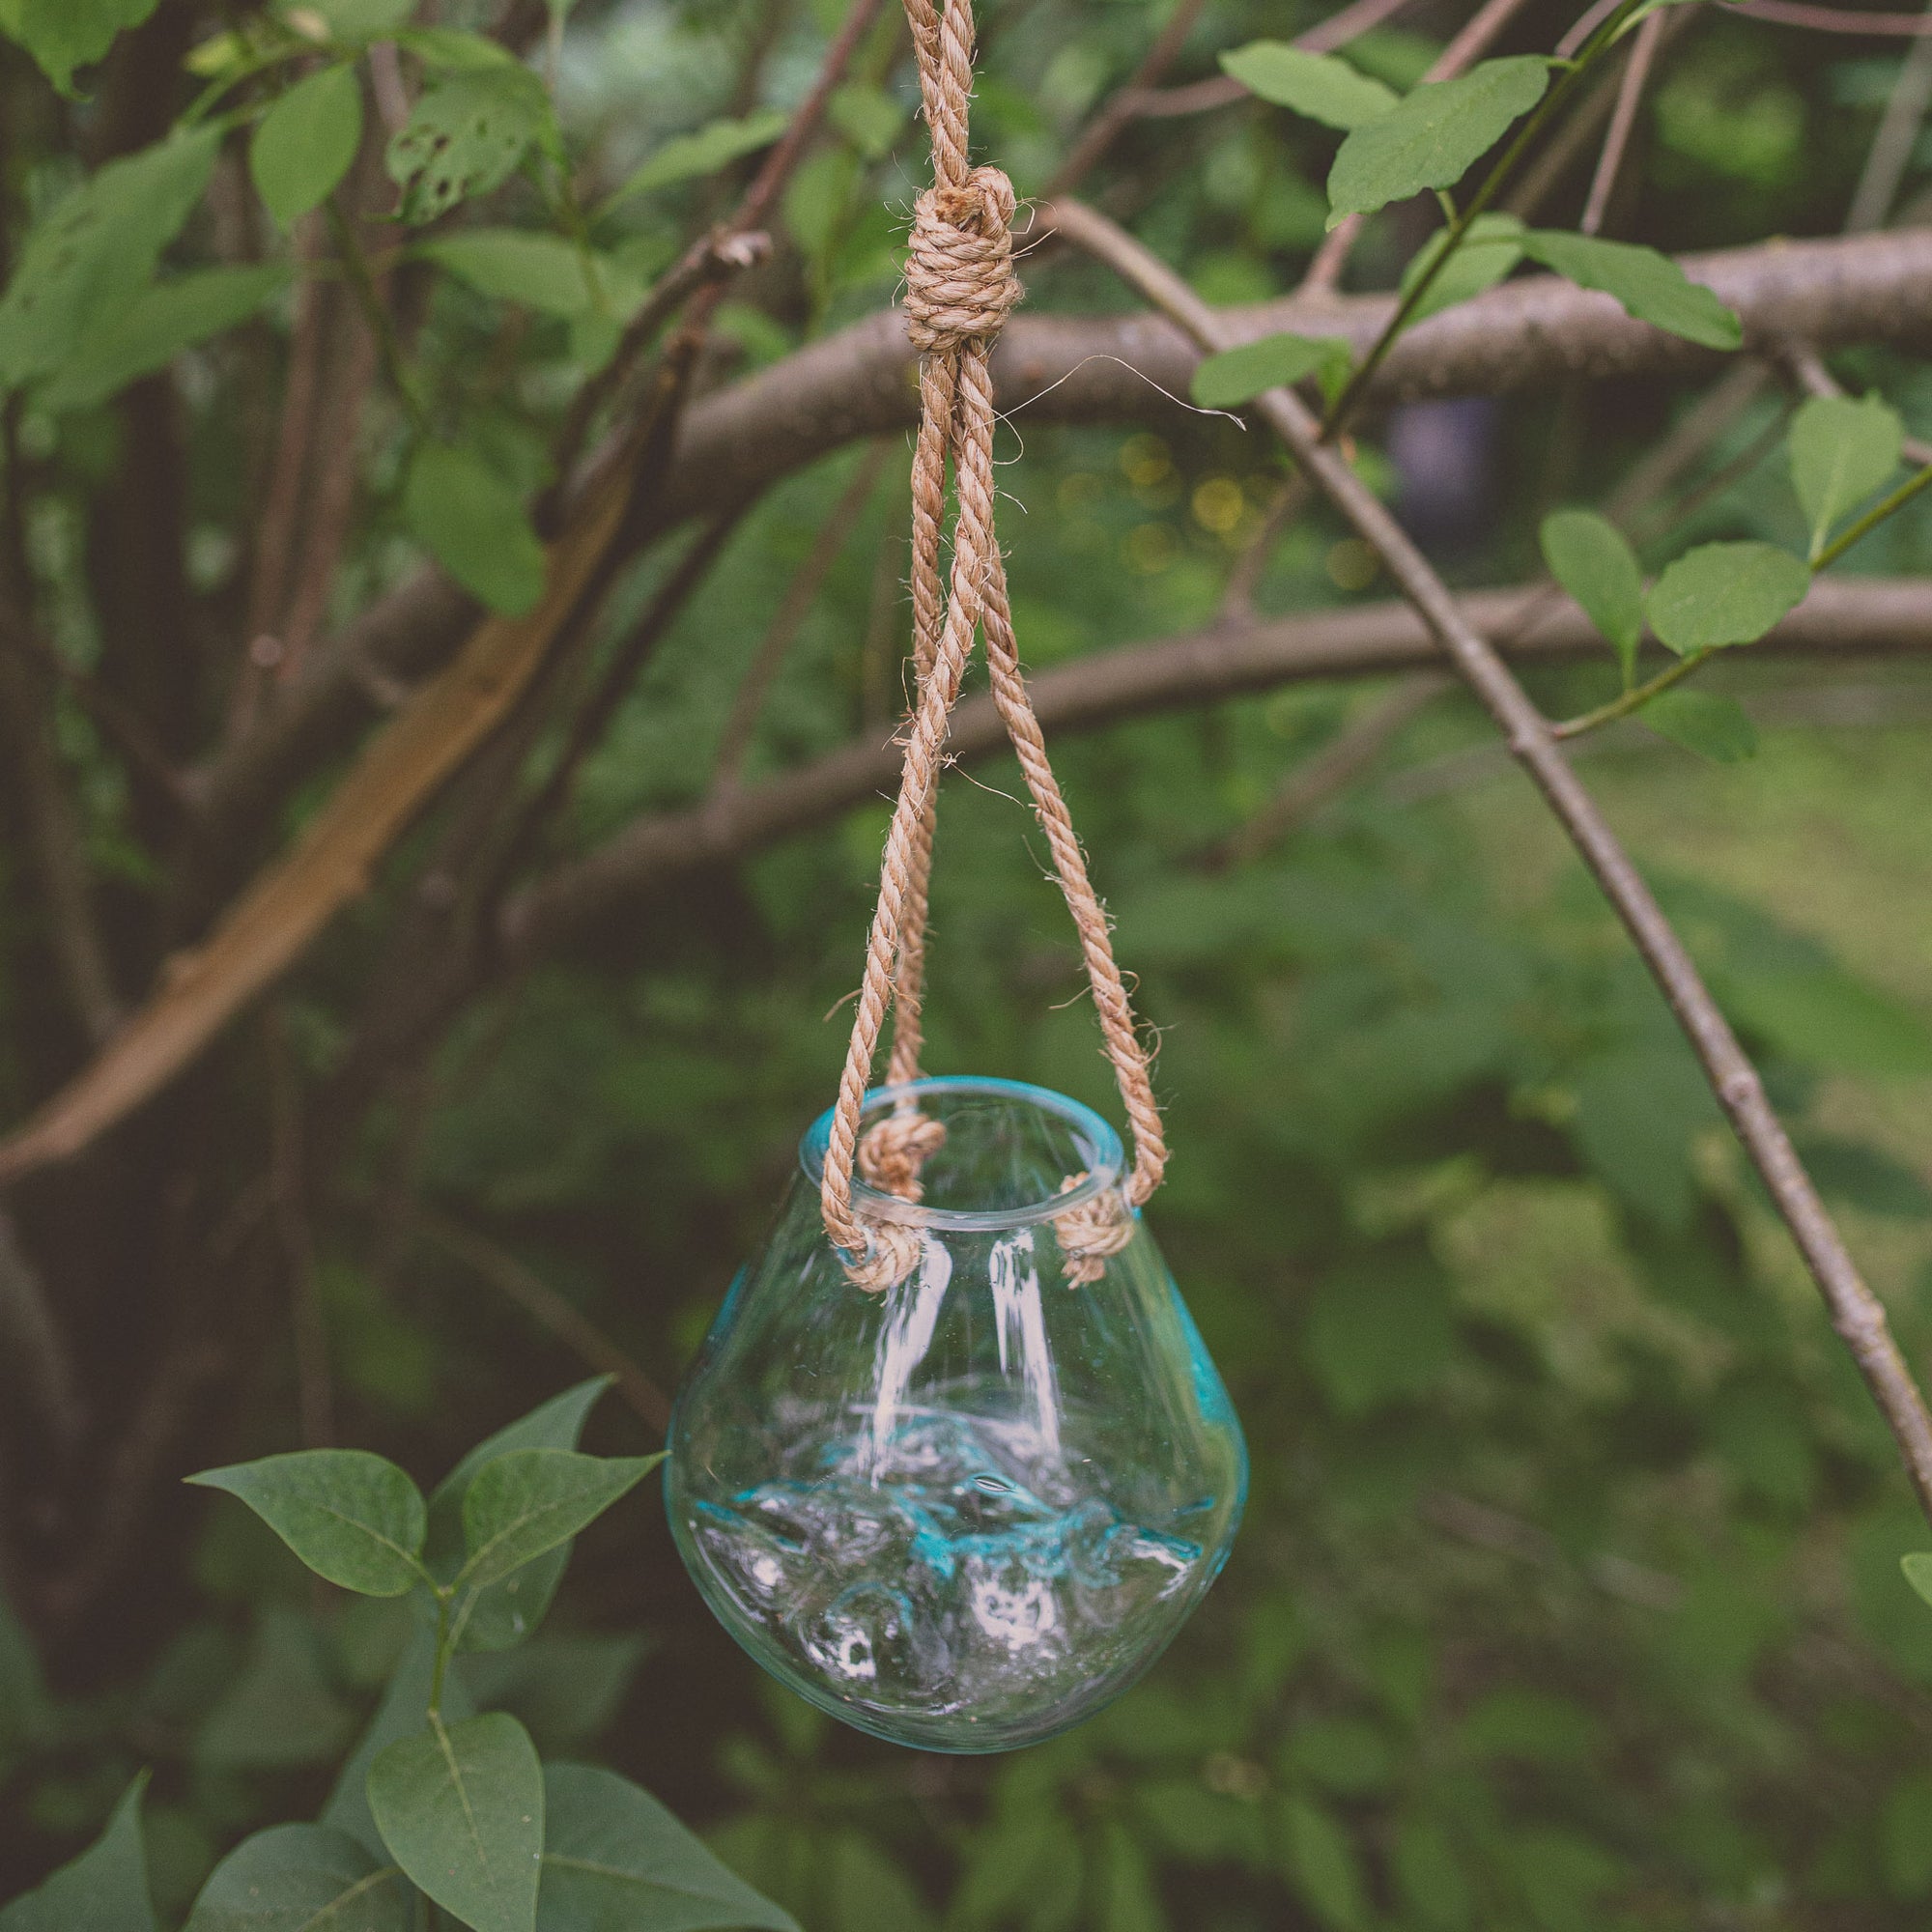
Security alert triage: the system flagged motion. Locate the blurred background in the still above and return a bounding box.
[5,0,1932,1925]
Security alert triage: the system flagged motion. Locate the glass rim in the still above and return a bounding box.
[798,1075,1125,1232]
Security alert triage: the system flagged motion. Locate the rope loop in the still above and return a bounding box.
[819,0,1165,1290]
[904,165,1022,355]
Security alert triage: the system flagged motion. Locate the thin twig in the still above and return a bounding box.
[416,1209,671,1431]
[1848,0,1932,231]
[1580,7,1662,236]
[1730,0,1932,33]
[1040,192,1932,1528]
[712,443,891,790]
[1042,0,1212,199]
[1218,473,1312,623]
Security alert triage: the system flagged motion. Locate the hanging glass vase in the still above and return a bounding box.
[666,1076,1247,1753]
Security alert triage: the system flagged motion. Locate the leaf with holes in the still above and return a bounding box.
[536,1763,800,1932]
[1518,230,1742,352]
[1540,508,1644,683]
[3,0,161,95]
[38,265,289,412]
[605,109,790,212]
[252,62,364,227]
[1326,55,1552,224]
[1644,540,1810,654]
[457,1450,661,1595]
[0,1775,155,1932]
[183,1824,412,1932]
[1217,43,1397,129]
[1190,332,1352,411]
[1788,391,1904,559]
[367,1714,543,1932]
[0,125,220,393]
[402,440,548,618]
[187,1450,428,1596]
[1638,689,1759,764]
[386,66,557,224]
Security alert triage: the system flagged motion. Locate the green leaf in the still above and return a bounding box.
[462,1633,648,1755]
[1190,331,1352,411]
[1217,43,1398,129]
[184,1824,412,1932]
[1517,229,1743,351]
[37,264,289,412]
[1903,1551,1932,1609]
[828,81,904,159]
[419,229,602,317]
[0,1775,156,1932]
[402,440,547,618]
[0,126,221,393]
[536,1763,800,1932]
[323,1628,476,1860]
[1397,211,1523,323]
[186,1450,428,1596]
[252,63,364,228]
[367,1713,543,1932]
[1571,1041,1719,1228]
[424,1378,611,1653]
[1728,966,1932,1077]
[386,66,556,225]
[390,25,519,70]
[1644,540,1810,654]
[1540,507,1644,683]
[1280,1795,1367,1931]
[3,0,161,95]
[1884,1770,1932,1899]
[1326,55,1552,224]
[605,109,789,212]
[1639,689,1759,764]
[1788,390,1904,559]
[456,1449,660,1594]
[1390,1816,1472,1932]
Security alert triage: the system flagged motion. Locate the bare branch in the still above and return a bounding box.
[1042,193,1932,1527]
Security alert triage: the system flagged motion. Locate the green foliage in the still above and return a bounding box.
[1397,211,1524,322]
[386,67,557,225]
[402,441,549,619]
[420,231,607,317]
[0,0,160,95]
[251,64,365,228]
[538,1763,800,1931]
[183,1824,410,1932]
[1644,539,1812,652]
[0,1776,155,1932]
[1904,1553,1932,1609]
[1189,331,1350,410]
[1640,688,1760,764]
[186,1452,429,1598]
[1217,43,1397,129]
[456,1449,661,1595]
[1540,508,1645,683]
[281,0,417,37]
[1516,229,1744,350]
[606,110,790,211]
[0,126,219,393]
[1788,391,1905,560]
[367,1713,545,1932]
[1326,56,1552,222]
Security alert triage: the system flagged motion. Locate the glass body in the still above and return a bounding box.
[666,1076,1247,1753]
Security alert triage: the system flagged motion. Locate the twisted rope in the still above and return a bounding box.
[819,0,1166,1291]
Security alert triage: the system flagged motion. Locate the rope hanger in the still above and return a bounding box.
[818,0,1166,1291]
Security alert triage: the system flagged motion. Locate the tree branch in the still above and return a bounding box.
[500,572,1932,958]
[1040,194,1932,1528]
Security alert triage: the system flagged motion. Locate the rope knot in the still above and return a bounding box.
[857,1107,948,1199]
[1053,1172,1137,1287]
[904,164,1023,355]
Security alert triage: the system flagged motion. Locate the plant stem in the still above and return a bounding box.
[1815,457,1932,569]
[1553,645,1712,738]
[1042,191,1932,1530]
[1321,0,1648,443]
[427,1590,451,1720]
[327,200,423,433]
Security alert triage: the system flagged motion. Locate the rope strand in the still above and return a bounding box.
[820,0,1165,1288]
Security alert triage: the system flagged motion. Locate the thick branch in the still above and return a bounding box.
[500,573,1932,958]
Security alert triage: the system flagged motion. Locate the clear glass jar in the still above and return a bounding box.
[665,1076,1247,1752]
